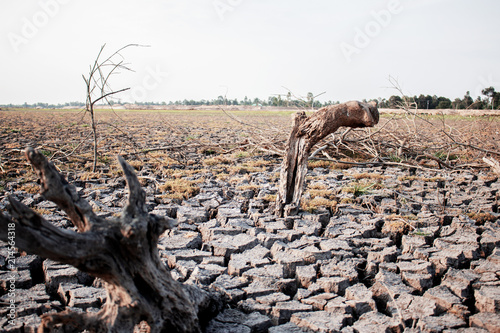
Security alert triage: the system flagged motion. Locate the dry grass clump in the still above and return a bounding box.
[242,158,273,168]
[215,172,230,181]
[232,151,251,159]
[301,197,337,213]
[422,176,446,182]
[382,214,417,234]
[229,174,251,185]
[237,184,259,192]
[308,182,327,190]
[148,152,179,162]
[397,175,420,182]
[80,171,103,181]
[160,168,205,178]
[227,165,265,175]
[398,175,446,182]
[271,172,281,181]
[308,160,351,170]
[221,156,272,175]
[339,198,355,204]
[305,182,337,200]
[308,189,336,200]
[467,212,497,224]
[19,183,39,194]
[158,178,201,200]
[33,208,52,216]
[260,194,277,203]
[351,172,386,181]
[128,160,145,170]
[203,155,233,166]
[342,181,383,197]
[302,182,338,213]
[382,220,409,235]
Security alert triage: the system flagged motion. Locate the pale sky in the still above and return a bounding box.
[1,0,499,104]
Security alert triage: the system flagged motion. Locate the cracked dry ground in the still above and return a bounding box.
[0,109,499,332]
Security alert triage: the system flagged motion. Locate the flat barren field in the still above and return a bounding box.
[1,108,499,332]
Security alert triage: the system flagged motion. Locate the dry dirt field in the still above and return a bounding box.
[0,108,499,332]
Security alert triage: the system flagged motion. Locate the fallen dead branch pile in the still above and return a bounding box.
[0,108,499,178]
[307,110,500,173]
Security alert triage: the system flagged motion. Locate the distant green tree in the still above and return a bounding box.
[463,91,474,108]
[415,95,425,109]
[388,95,403,108]
[482,87,500,109]
[436,97,452,109]
[268,96,278,106]
[473,96,486,109]
[465,92,474,107]
[414,94,438,109]
[431,95,439,109]
[216,95,225,105]
[452,98,464,109]
[378,98,388,108]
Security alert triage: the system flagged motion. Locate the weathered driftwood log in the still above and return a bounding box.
[275,101,379,217]
[0,148,221,333]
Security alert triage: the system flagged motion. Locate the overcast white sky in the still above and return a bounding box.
[1,0,499,104]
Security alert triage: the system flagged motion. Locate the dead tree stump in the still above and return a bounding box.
[0,148,221,333]
[275,101,379,217]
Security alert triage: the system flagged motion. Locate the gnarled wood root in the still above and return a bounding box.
[0,148,222,333]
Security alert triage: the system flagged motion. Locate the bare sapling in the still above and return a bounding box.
[83,44,138,172]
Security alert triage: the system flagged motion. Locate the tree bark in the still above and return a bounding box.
[0,148,221,333]
[275,101,379,217]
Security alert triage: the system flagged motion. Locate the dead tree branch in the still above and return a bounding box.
[275,101,379,217]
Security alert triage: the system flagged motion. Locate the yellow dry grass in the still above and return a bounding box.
[158,178,202,200]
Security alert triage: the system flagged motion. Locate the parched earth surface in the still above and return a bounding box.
[0,109,499,332]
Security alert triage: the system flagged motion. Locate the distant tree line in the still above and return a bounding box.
[0,101,86,109]
[376,87,500,110]
[2,87,499,110]
[128,92,336,109]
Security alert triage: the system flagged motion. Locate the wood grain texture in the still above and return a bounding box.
[0,148,220,333]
